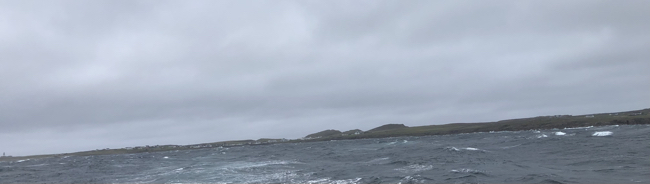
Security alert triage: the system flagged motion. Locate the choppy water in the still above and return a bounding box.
[1,125,649,183]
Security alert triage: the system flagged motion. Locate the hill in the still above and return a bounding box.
[366,124,408,133]
[305,129,342,139]
[327,108,650,139]
[341,129,363,135]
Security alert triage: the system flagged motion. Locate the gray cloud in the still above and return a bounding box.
[1,0,648,156]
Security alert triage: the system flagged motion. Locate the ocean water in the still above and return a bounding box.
[1,124,649,183]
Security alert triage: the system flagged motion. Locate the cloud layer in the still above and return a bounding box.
[1,0,648,155]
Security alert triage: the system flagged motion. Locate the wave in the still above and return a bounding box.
[384,140,409,146]
[400,175,434,183]
[450,168,488,175]
[446,168,490,182]
[387,160,409,166]
[395,164,433,173]
[225,160,299,170]
[25,163,49,167]
[307,177,362,184]
[366,157,390,164]
[592,131,613,136]
[445,146,486,152]
[564,126,594,130]
[510,174,568,183]
[501,144,522,149]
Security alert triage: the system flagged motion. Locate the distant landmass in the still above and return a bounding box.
[305,129,364,139]
[302,108,650,140]
[366,124,408,133]
[2,108,649,161]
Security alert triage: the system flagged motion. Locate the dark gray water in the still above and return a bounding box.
[1,124,649,183]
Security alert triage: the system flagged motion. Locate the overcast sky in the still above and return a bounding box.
[1,0,648,156]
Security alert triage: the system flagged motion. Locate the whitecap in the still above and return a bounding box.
[592,131,613,136]
[555,131,566,136]
[446,146,484,152]
[395,164,433,173]
[445,147,461,151]
[307,178,330,183]
[450,168,487,175]
[307,177,362,184]
[163,156,169,159]
[401,175,427,183]
[536,134,548,138]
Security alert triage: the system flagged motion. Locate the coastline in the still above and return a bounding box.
[2,108,648,162]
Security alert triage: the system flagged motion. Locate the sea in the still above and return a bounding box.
[1,124,648,183]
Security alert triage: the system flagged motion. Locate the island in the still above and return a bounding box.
[2,108,649,161]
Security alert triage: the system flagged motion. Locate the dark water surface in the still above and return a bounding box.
[1,125,649,183]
